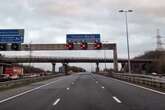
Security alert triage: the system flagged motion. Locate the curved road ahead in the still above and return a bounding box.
[0,72,165,110]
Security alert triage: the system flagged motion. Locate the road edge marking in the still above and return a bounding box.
[114,78,165,95]
[0,79,61,104]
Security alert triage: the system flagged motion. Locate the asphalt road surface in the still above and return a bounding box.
[0,72,165,110]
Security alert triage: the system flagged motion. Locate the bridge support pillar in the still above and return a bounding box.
[139,63,146,74]
[63,63,68,75]
[96,62,99,73]
[131,63,145,73]
[52,63,56,74]
[113,45,118,72]
[120,63,127,72]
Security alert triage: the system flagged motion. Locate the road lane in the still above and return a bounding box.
[0,72,164,110]
[0,75,79,110]
[54,73,129,110]
[93,74,165,110]
[0,75,65,101]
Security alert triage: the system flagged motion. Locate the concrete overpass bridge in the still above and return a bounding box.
[0,43,157,74]
[0,56,157,74]
[0,56,156,63]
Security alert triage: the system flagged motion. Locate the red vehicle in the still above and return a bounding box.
[4,67,13,76]
[4,66,24,79]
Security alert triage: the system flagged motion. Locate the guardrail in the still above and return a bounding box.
[110,73,165,91]
[0,74,63,90]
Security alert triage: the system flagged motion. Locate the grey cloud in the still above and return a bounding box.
[0,0,165,70]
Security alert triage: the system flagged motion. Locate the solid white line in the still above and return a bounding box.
[113,96,122,103]
[0,79,61,104]
[115,78,165,95]
[53,98,60,106]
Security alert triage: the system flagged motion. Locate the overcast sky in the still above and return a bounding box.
[0,0,165,71]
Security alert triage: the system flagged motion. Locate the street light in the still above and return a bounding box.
[119,10,133,73]
[102,41,109,71]
[29,41,32,69]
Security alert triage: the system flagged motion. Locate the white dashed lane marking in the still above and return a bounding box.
[53,98,60,106]
[101,86,105,89]
[113,96,122,103]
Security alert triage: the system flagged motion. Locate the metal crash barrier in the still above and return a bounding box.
[111,73,165,90]
[0,74,63,90]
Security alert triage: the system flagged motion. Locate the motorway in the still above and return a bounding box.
[0,72,165,110]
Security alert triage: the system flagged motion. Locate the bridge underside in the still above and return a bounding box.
[0,56,156,74]
[0,57,155,63]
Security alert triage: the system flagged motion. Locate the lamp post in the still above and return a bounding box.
[104,49,107,70]
[119,10,133,73]
[29,41,32,68]
[102,41,108,71]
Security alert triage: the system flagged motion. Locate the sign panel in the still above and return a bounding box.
[0,29,24,43]
[66,34,100,43]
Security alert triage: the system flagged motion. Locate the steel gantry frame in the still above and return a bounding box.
[6,43,118,72]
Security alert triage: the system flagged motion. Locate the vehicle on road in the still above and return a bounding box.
[4,66,24,80]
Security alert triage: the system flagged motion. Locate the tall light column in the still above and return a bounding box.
[119,10,133,73]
